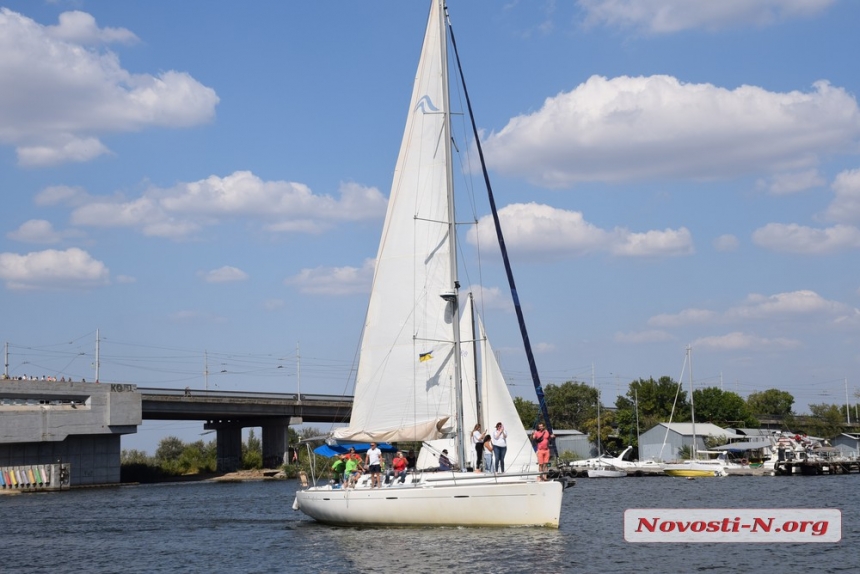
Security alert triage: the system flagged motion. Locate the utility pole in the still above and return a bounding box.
[95,329,100,383]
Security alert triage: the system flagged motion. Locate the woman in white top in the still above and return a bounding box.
[471,423,484,471]
[492,422,508,473]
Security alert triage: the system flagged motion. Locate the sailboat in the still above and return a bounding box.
[662,347,728,478]
[292,0,565,527]
[587,381,626,478]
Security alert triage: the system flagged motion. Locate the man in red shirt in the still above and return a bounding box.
[386,451,408,485]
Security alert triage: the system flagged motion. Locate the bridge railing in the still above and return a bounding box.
[137,387,352,403]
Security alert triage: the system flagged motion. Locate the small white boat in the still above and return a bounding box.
[587,465,626,478]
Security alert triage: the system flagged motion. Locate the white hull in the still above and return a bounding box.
[587,468,626,478]
[294,474,563,527]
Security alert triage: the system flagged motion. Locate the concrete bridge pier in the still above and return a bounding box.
[262,419,290,468]
[216,425,242,472]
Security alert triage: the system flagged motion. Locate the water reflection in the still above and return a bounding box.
[297,521,569,574]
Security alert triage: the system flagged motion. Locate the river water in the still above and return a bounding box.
[3,473,857,573]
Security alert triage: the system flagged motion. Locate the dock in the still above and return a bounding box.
[773,460,860,476]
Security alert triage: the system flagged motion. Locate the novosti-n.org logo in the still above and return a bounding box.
[624,508,841,543]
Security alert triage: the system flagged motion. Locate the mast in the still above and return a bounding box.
[4,342,8,379]
[593,364,601,457]
[468,293,482,426]
[447,13,556,456]
[297,341,302,403]
[634,387,641,452]
[688,345,697,460]
[439,1,466,469]
[95,329,100,383]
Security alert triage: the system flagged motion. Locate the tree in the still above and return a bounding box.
[179,440,216,473]
[121,449,152,465]
[543,381,598,430]
[614,376,689,447]
[579,408,617,452]
[693,387,758,428]
[242,429,263,469]
[806,403,845,439]
[746,389,794,418]
[514,396,540,430]
[155,436,185,463]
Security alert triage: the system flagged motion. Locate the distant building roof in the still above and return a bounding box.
[649,422,742,440]
[725,428,774,437]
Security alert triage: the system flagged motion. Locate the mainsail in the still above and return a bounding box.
[334,1,456,443]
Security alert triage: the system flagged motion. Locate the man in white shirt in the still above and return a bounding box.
[366,442,383,488]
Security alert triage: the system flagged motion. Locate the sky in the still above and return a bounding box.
[2,0,860,454]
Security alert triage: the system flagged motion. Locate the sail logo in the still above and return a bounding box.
[415,95,439,114]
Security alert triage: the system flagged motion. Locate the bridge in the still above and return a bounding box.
[0,379,353,485]
[140,387,353,470]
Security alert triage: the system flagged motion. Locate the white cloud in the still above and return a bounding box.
[35,185,90,207]
[611,227,694,257]
[468,202,693,258]
[169,310,226,324]
[285,258,375,296]
[713,234,739,252]
[726,290,850,320]
[692,331,801,351]
[68,172,387,239]
[482,76,860,188]
[116,274,136,284]
[752,222,860,254]
[757,169,825,195]
[468,285,513,312]
[0,8,218,166]
[8,219,64,244]
[0,247,109,290]
[648,309,718,328]
[824,168,860,223]
[650,290,857,330]
[18,137,112,167]
[614,330,674,343]
[579,0,835,34]
[200,266,248,283]
[533,342,556,353]
[46,11,138,45]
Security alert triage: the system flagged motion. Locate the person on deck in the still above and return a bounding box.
[385,451,408,485]
[492,422,508,473]
[438,449,452,471]
[366,442,383,488]
[405,449,417,470]
[471,423,484,471]
[482,435,494,473]
[331,455,346,485]
[344,455,362,487]
[532,422,555,481]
